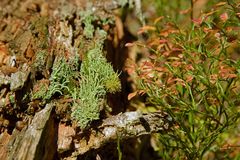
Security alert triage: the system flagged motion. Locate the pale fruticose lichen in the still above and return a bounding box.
[71,28,121,128]
[32,10,121,129]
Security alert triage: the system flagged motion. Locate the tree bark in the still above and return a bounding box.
[0,0,174,159]
[7,103,56,160]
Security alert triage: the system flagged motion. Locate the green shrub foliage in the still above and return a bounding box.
[128,1,240,159]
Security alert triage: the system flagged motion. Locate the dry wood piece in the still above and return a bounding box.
[58,124,76,154]
[7,103,56,160]
[72,111,173,156]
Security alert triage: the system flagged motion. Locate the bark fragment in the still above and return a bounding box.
[7,103,56,160]
[72,111,173,156]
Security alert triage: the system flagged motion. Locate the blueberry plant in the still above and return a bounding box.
[126,1,240,159]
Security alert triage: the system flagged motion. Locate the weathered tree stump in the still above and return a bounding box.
[0,0,174,159]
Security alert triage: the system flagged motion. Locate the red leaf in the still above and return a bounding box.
[128,91,138,100]
[137,26,156,34]
[192,18,202,25]
[220,12,228,22]
[125,42,134,47]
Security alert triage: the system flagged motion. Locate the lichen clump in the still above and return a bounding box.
[71,28,121,128]
[32,11,121,129]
